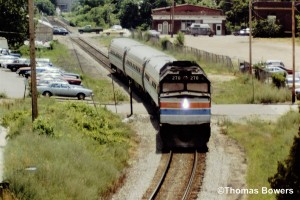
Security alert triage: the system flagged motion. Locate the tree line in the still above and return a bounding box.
[0,0,299,48]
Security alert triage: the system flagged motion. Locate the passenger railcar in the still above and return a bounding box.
[108,38,211,149]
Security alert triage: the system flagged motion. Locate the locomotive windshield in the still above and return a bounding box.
[161,73,209,93]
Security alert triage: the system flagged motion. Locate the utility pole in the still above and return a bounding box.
[171,0,174,38]
[253,1,297,103]
[292,0,296,103]
[249,0,255,103]
[249,0,252,75]
[28,0,38,121]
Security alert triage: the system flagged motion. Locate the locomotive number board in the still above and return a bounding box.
[166,74,206,82]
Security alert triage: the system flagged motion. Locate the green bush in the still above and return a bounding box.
[33,117,54,137]
[269,130,300,200]
[272,73,286,88]
[253,18,283,37]
[2,100,133,199]
[160,37,170,50]
[174,31,185,47]
[0,92,7,99]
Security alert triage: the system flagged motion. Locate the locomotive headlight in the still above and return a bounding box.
[182,98,190,109]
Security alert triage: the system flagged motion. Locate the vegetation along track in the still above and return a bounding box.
[144,151,206,200]
[70,36,111,70]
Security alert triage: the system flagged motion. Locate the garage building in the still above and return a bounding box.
[151,4,226,35]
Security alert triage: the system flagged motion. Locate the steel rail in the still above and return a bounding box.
[70,37,111,70]
[182,151,198,200]
[148,151,173,200]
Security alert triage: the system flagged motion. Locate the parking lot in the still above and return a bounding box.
[169,35,300,70]
[0,68,26,98]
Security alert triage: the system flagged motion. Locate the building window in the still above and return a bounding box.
[158,24,162,32]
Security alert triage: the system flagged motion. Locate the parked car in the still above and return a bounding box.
[277,65,293,74]
[234,28,250,36]
[187,23,214,36]
[36,73,82,85]
[146,30,160,38]
[37,82,93,100]
[53,27,69,35]
[6,58,30,71]
[37,78,69,86]
[0,55,18,68]
[285,76,300,89]
[265,66,287,75]
[78,25,103,34]
[102,25,130,36]
[265,60,285,67]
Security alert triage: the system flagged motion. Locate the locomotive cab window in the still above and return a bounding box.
[162,83,184,92]
[187,83,208,92]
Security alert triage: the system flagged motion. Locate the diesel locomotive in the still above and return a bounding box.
[108,38,211,149]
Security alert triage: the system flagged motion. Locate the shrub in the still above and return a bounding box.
[272,73,286,88]
[268,128,300,200]
[160,37,170,50]
[0,92,7,99]
[33,117,54,137]
[253,18,283,37]
[174,31,185,47]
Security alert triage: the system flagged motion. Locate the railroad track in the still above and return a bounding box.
[70,36,111,70]
[144,151,206,200]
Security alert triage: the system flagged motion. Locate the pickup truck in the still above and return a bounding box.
[78,25,103,34]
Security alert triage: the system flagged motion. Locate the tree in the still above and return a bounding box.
[119,0,141,29]
[217,0,249,34]
[35,0,56,15]
[253,18,282,37]
[0,0,29,48]
[268,128,300,200]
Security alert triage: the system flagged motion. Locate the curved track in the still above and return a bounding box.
[145,151,206,200]
[70,37,111,70]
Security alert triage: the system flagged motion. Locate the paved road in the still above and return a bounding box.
[0,68,26,98]
[105,103,298,122]
[0,67,298,121]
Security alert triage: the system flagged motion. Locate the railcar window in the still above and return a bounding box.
[187,83,208,92]
[162,83,184,92]
[152,82,157,89]
[145,74,150,81]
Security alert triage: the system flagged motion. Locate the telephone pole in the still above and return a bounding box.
[292,0,296,103]
[253,1,297,103]
[28,0,38,121]
[171,0,174,38]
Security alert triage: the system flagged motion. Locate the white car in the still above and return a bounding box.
[285,75,300,89]
[102,25,131,37]
[265,66,287,75]
[265,60,285,67]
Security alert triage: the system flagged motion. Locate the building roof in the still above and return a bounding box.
[152,4,225,16]
[37,19,53,28]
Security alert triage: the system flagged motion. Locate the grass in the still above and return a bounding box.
[222,110,300,200]
[212,74,292,104]
[1,98,134,200]
[1,34,299,199]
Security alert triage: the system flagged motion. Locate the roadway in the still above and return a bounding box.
[0,67,298,122]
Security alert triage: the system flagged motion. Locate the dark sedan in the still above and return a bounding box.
[53,27,69,35]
